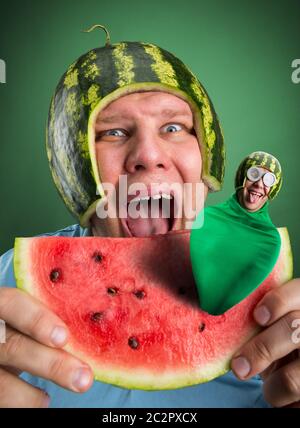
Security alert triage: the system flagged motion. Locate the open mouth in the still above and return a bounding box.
[248,190,264,204]
[120,192,177,237]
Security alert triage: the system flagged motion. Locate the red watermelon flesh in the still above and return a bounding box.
[14,228,292,390]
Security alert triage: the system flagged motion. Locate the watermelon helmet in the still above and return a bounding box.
[235,151,282,200]
[47,25,225,227]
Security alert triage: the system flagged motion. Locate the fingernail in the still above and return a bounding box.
[51,326,68,346]
[254,305,271,325]
[232,356,251,378]
[72,368,92,391]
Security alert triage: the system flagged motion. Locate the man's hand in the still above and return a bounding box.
[0,288,93,408]
[231,278,300,407]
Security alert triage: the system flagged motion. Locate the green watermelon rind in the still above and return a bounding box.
[46,42,226,227]
[13,227,293,391]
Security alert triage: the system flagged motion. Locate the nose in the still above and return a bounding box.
[124,127,172,174]
[253,178,264,187]
[252,178,266,193]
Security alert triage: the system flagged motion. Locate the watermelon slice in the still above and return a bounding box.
[13,228,292,390]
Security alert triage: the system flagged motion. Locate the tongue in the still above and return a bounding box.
[126,200,170,237]
[249,192,260,204]
[127,217,169,237]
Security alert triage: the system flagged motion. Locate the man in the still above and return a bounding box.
[190,151,284,316]
[235,151,282,212]
[0,35,300,407]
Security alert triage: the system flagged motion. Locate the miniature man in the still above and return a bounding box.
[190,151,285,316]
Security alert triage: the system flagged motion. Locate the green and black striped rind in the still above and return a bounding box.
[47,42,225,226]
[235,151,282,200]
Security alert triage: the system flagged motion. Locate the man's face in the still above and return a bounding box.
[93,91,206,237]
[238,167,271,212]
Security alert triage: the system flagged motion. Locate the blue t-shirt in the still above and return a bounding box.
[0,224,270,408]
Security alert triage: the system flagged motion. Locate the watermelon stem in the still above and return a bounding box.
[82,24,111,47]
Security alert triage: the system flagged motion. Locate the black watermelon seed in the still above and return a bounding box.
[199,322,206,332]
[107,287,118,295]
[178,287,186,295]
[128,337,139,350]
[133,290,146,299]
[91,312,104,322]
[50,269,61,283]
[93,252,103,263]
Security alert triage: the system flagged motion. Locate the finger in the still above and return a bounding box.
[263,358,300,407]
[0,365,22,376]
[253,279,300,326]
[0,367,50,408]
[284,401,300,408]
[231,311,300,379]
[0,326,93,393]
[0,287,69,348]
[260,350,299,382]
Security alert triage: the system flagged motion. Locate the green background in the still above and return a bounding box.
[0,0,299,274]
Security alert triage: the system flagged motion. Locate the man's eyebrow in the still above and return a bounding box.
[157,109,192,119]
[96,109,191,124]
[96,114,124,124]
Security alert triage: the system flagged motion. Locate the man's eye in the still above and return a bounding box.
[163,124,183,133]
[104,129,126,137]
[95,129,127,141]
